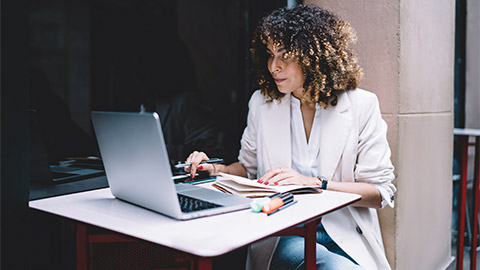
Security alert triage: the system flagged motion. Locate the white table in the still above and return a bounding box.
[30,187,361,270]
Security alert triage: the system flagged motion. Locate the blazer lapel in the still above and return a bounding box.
[318,93,353,180]
[260,94,292,170]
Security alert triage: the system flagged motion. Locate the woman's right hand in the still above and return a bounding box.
[184,151,216,179]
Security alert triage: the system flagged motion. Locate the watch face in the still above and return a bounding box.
[317,176,327,189]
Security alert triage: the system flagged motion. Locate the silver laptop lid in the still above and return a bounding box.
[91,111,183,218]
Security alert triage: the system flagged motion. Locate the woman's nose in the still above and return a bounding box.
[269,58,281,74]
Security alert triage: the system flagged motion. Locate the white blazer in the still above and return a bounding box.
[239,89,396,270]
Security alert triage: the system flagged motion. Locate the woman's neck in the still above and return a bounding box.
[292,90,315,108]
[292,91,316,142]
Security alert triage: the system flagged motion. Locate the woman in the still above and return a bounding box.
[186,4,395,270]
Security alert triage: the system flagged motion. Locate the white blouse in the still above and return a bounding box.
[290,96,322,178]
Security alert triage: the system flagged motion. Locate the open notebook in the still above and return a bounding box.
[213,172,322,198]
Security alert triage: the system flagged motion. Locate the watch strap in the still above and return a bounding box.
[317,176,328,190]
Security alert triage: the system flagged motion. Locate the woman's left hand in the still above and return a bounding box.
[258,167,317,186]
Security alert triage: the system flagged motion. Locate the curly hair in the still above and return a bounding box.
[250,4,363,107]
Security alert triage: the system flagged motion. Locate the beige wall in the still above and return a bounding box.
[306,0,455,269]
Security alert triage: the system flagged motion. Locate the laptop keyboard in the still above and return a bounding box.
[177,194,222,213]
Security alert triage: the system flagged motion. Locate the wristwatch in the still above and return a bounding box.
[317,176,328,190]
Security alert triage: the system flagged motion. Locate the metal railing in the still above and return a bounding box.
[454,128,480,270]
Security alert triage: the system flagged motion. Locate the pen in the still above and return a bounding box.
[212,183,232,194]
[279,193,294,202]
[269,192,293,203]
[267,200,298,216]
[172,173,199,181]
[186,177,217,185]
[174,158,224,169]
[268,192,282,199]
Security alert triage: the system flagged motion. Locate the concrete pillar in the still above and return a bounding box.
[465,0,480,129]
[306,0,455,269]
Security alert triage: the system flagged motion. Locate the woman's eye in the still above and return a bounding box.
[267,54,274,58]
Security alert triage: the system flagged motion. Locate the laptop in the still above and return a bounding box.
[90,111,251,220]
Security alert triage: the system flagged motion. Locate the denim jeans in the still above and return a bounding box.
[270,224,364,270]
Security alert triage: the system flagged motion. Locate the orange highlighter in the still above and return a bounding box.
[262,197,284,214]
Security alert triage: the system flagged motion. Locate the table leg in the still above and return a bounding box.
[457,136,469,270]
[470,138,480,270]
[304,220,317,270]
[76,223,88,270]
[195,258,213,270]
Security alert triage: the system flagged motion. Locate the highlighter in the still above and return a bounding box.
[262,197,284,214]
[250,197,270,213]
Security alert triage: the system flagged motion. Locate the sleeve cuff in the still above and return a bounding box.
[376,186,395,209]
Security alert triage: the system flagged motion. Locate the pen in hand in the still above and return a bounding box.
[174,158,224,169]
